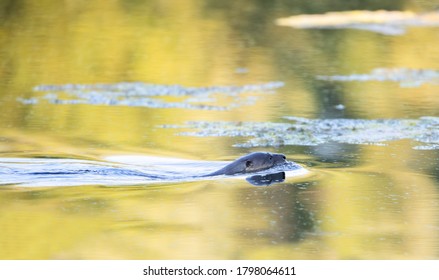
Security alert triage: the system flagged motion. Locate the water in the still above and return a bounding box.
[0,0,439,259]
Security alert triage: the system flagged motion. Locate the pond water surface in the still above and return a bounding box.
[1,0,439,259]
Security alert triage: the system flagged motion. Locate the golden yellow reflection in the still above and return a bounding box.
[0,1,438,260]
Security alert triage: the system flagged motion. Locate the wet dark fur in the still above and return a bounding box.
[205,152,287,176]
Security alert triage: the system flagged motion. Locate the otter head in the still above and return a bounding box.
[241,152,287,173]
[208,152,288,176]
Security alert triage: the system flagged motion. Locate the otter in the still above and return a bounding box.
[205,152,287,176]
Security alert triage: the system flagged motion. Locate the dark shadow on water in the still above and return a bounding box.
[246,171,285,186]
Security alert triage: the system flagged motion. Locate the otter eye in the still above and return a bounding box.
[245,160,252,168]
[269,156,273,160]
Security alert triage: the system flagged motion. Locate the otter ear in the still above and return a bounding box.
[245,160,253,168]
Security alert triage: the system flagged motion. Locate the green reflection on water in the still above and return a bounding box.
[0,0,438,259]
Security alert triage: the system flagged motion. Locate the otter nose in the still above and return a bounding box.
[282,155,286,160]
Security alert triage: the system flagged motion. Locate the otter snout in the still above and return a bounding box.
[272,153,287,164]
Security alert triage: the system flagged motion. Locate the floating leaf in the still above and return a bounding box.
[164,117,439,149]
[19,81,284,111]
